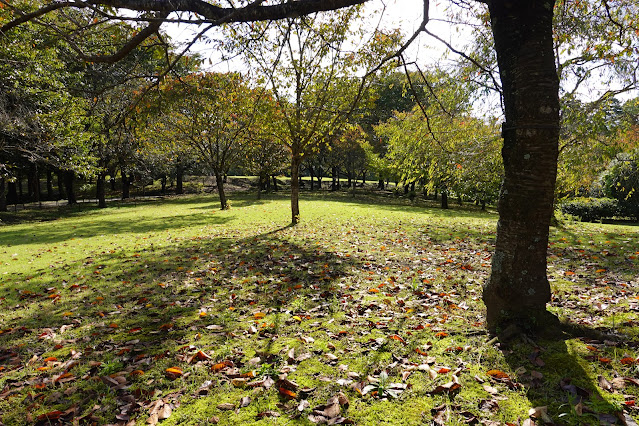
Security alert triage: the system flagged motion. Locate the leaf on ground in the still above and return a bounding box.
[217,403,235,410]
[165,367,183,379]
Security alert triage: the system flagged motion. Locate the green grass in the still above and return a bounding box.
[0,192,637,425]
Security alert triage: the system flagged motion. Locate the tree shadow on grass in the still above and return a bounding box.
[0,224,362,423]
[498,320,638,426]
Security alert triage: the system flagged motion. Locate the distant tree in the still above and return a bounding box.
[234,9,399,223]
[152,72,265,209]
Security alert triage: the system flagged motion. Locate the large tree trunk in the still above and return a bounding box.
[214,171,229,210]
[483,0,560,332]
[290,154,302,224]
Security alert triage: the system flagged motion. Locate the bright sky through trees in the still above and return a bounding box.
[163,0,462,72]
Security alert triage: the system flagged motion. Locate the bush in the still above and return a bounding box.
[560,197,619,222]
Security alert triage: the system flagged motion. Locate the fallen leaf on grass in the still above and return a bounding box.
[529,406,554,423]
[165,367,183,379]
[486,369,509,379]
[429,380,461,395]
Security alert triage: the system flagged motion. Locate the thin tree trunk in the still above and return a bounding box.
[121,173,130,200]
[65,171,77,205]
[0,177,6,212]
[176,165,184,195]
[483,0,560,331]
[378,179,384,190]
[309,165,315,191]
[272,175,278,191]
[441,188,448,209]
[291,154,301,224]
[46,169,54,200]
[97,173,106,208]
[17,173,23,203]
[7,180,17,205]
[215,171,229,210]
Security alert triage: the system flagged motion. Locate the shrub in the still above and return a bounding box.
[560,197,619,222]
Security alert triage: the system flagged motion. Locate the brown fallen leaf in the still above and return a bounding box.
[429,381,461,395]
[239,396,251,408]
[217,403,235,410]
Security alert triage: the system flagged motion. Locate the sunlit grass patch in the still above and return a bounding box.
[0,192,637,425]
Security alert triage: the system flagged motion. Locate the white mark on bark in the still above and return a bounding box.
[540,106,553,114]
[524,154,531,160]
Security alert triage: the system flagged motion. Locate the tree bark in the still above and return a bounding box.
[46,169,54,200]
[121,172,130,200]
[291,154,301,224]
[65,171,77,205]
[214,171,229,210]
[440,188,448,210]
[483,0,560,331]
[176,165,184,194]
[7,181,17,205]
[272,175,278,191]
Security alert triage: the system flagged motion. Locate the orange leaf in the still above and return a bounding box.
[415,348,428,356]
[130,370,145,376]
[128,327,142,333]
[564,271,575,276]
[620,357,636,365]
[159,323,174,330]
[196,351,211,361]
[165,367,183,377]
[599,357,611,364]
[43,357,58,362]
[254,312,266,320]
[434,332,448,338]
[438,368,451,374]
[279,387,297,399]
[108,323,118,328]
[586,345,599,352]
[368,288,380,293]
[389,334,405,344]
[212,360,232,372]
[54,372,75,383]
[37,411,63,421]
[487,369,510,379]
[595,269,606,273]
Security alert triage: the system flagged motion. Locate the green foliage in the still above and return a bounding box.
[374,68,502,204]
[599,153,639,219]
[560,197,619,222]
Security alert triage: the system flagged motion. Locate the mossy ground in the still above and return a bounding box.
[0,191,637,425]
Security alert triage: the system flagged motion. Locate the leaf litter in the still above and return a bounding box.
[0,195,637,424]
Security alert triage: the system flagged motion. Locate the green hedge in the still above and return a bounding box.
[560,197,619,222]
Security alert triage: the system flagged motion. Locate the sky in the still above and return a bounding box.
[162,0,469,73]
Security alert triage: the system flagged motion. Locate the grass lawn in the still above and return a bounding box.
[0,192,638,425]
